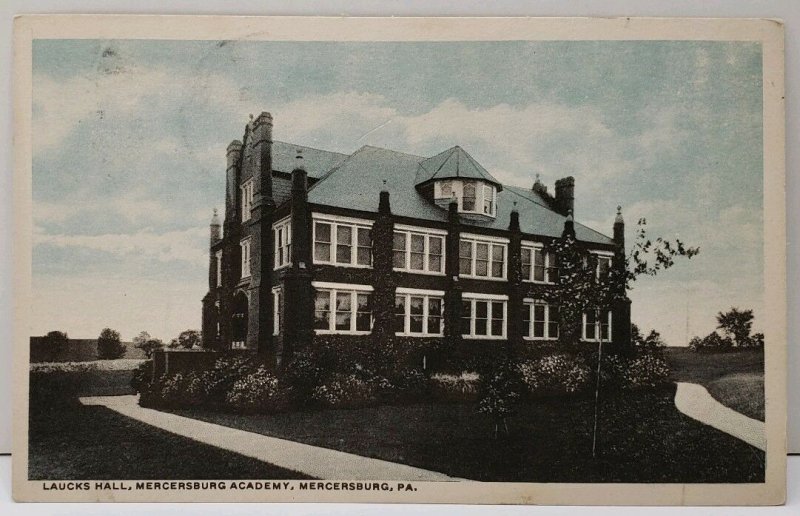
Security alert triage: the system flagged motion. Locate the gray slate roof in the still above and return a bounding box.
[272,141,348,178]
[414,146,502,189]
[305,145,614,245]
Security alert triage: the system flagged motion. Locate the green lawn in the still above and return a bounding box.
[169,385,765,483]
[28,369,309,480]
[664,347,764,421]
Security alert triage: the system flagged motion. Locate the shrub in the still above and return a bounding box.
[430,372,480,402]
[621,353,670,389]
[311,373,377,409]
[225,366,287,412]
[517,353,592,396]
[689,331,734,353]
[478,360,521,436]
[97,328,126,359]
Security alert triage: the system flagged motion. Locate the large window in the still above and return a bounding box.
[461,295,507,339]
[240,238,251,278]
[523,300,559,340]
[594,253,613,279]
[313,283,373,334]
[215,250,223,286]
[521,245,557,283]
[583,310,612,342]
[313,216,372,267]
[434,179,497,217]
[273,218,292,269]
[459,235,507,279]
[392,226,446,274]
[240,179,254,222]
[272,287,282,336]
[394,289,444,336]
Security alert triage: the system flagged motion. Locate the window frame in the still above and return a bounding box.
[311,282,374,335]
[394,287,445,337]
[460,293,508,340]
[215,250,223,287]
[273,216,292,270]
[240,179,254,222]
[272,287,282,336]
[459,233,508,281]
[592,251,614,280]
[312,215,373,269]
[582,310,613,342]
[521,242,557,284]
[240,238,252,278]
[392,225,447,275]
[522,299,560,341]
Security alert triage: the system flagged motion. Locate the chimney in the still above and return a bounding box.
[252,112,274,208]
[554,176,575,217]
[291,149,310,266]
[379,179,391,215]
[509,201,520,232]
[532,173,548,195]
[562,209,575,239]
[613,205,625,246]
[209,208,221,245]
[225,140,243,219]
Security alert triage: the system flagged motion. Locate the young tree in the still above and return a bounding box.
[169,329,202,349]
[716,307,756,347]
[133,331,164,358]
[44,330,69,361]
[97,328,126,359]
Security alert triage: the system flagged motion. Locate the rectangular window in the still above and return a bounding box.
[462,181,477,211]
[583,310,612,342]
[524,301,559,340]
[394,289,444,336]
[273,218,292,269]
[240,238,251,278]
[392,227,446,274]
[313,217,373,268]
[522,245,557,283]
[459,236,507,279]
[215,250,223,287]
[272,288,282,336]
[595,254,613,279]
[313,285,373,334]
[483,184,494,215]
[240,179,254,222]
[461,296,507,338]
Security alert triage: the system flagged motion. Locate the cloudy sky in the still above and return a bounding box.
[31,39,763,344]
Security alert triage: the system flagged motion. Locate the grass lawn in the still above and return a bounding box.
[169,385,765,483]
[664,347,764,421]
[28,369,309,480]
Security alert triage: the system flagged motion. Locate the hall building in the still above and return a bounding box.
[201,112,631,365]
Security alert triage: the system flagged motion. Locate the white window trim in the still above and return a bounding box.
[272,287,282,336]
[215,250,223,287]
[312,215,373,269]
[240,238,252,278]
[392,228,446,275]
[459,235,508,281]
[434,181,497,217]
[461,294,507,340]
[313,287,373,335]
[582,310,613,342]
[521,244,557,284]
[591,251,614,280]
[272,216,292,270]
[523,299,559,341]
[395,290,444,337]
[394,223,447,236]
[240,179,254,222]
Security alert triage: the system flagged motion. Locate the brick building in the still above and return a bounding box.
[201,112,631,367]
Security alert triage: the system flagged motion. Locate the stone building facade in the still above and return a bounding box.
[202,111,631,367]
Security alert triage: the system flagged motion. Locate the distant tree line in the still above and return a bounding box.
[689,308,764,353]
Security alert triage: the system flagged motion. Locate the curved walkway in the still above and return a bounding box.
[79,395,459,481]
[674,382,766,451]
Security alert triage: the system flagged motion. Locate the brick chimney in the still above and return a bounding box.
[554,176,575,217]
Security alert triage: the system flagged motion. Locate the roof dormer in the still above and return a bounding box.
[415,146,502,219]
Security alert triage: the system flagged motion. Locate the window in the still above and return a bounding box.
[394,289,444,336]
[440,180,453,198]
[272,288,282,336]
[240,238,251,278]
[215,250,223,287]
[240,179,254,222]
[461,295,507,338]
[313,217,372,267]
[462,181,476,211]
[273,218,292,269]
[313,283,373,334]
[583,310,612,342]
[483,184,494,215]
[523,301,559,340]
[522,246,557,283]
[392,227,446,274]
[595,254,613,279]
[459,235,507,279]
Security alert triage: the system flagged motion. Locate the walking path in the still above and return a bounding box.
[674,382,766,451]
[79,395,459,481]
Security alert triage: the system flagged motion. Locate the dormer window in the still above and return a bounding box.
[433,179,497,217]
[462,181,476,211]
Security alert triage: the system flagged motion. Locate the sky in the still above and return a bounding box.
[31,39,763,345]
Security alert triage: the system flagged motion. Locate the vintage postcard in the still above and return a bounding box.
[12,15,786,504]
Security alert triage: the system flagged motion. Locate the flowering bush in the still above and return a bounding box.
[225,366,286,411]
[618,353,670,389]
[311,373,377,408]
[430,372,481,400]
[31,359,147,373]
[517,354,591,396]
[477,361,521,436]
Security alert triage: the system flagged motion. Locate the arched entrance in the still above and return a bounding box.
[231,292,249,349]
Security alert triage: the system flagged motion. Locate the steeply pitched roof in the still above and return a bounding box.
[414,146,502,189]
[271,141,348,178]
[306,145,614,245]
